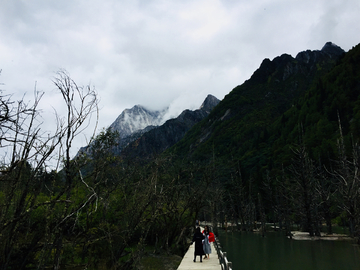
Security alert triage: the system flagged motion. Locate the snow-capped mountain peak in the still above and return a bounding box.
[109,105,168,138]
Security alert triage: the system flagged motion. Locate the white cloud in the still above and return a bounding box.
[1,0,359,158]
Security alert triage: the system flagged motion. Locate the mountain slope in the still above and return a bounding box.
[169,42,346,171]
[269,42,360,168]
[77,105,167,157]
[120,94,220,159]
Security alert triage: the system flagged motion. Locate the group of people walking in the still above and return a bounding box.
[192,224,215,263]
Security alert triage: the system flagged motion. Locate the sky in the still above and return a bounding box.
[1,0,359,157]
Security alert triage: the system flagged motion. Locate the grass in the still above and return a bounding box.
[137,253,182,270]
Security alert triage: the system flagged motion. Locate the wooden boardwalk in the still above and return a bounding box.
[177,232,221,270]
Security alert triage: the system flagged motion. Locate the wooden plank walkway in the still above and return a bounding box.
[177,230,221,270]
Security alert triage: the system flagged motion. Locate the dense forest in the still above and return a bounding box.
[169,43,360,240]
[1,42,360,269]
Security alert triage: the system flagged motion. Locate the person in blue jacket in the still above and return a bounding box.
[202,225,212,259]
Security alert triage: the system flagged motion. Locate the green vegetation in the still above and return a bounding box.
[0,72,210,269]
[169,43,360,241]
[1,43,360,268]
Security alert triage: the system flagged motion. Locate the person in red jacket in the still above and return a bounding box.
[209,230,215,243]
[202,226,215,242]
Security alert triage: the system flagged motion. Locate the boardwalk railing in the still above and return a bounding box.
[213,236,233,270]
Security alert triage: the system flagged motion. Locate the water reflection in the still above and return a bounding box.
[218,230,360,270]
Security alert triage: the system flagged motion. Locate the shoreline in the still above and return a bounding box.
[290,231,352,241]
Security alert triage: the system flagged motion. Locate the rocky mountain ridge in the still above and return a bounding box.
[118,94,220,159]
[169,42,346,161]
[77,94,220,158]
[109,105,168,139]
[82,42,345,162]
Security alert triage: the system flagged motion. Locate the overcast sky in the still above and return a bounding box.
[1,0,359,156]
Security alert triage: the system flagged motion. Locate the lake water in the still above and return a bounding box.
[218,230,360,270]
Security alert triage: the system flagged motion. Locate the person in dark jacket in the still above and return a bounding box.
[192,227,205,262]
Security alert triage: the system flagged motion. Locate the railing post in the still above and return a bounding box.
[214,236,233,270]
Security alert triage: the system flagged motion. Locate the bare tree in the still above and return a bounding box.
[330,115,360,242]
[289,129,319,237]
[0,70,214,269]
[0,70,99,269]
